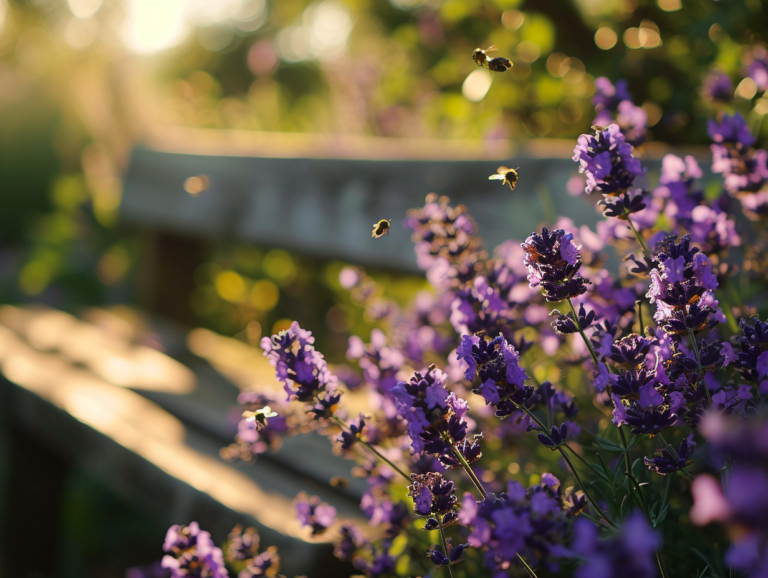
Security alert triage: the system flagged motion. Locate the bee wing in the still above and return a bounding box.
[485,45,499,53]
[497,166,509,174]
[489,174,505,181]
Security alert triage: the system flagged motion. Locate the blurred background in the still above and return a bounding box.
[0,0,766,576]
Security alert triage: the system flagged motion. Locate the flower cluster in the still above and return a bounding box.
[573,123,645,195]
[691,412,768,578]
[456,332,533,419]
[294,492,337,535]
[522,227,590,302]
[225,525,283,578]
[701,70,733,104]
[592,77,647,146]
[709,113,768,220]
[161,523,228,578]
[647,235,720,335]
[403,193,485,288]
[220,391,291,463]
[459,475,571,573]
[735,315,768,392]
[391,364,481,467]
[261,321,340,416]
[571,511,660,578]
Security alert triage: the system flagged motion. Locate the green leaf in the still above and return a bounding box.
[652,502,669,528]
[595,436,624,452]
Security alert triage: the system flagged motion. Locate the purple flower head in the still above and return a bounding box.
[338,414,366,451]
[226,525,259,562]
[573,124,645,195]
[551,303,596,335]
[702,70,733,103]
[405,194,485,288]
[610,334,653,367]
[334,523,362,561]
[644,433,695,475]
[647,235,720,335]
[522,228,590,302]
[295,493,336,535]
[461,478,570,573]
[709,113,768,197]
[744,45,768,91]
[573,511,660,578]
[242,546,280,577]
[736,315,768,384]
[161,523,228,578]
[427,541,470,568]
[407,472,459,529]
[394,364,481,466]
[456,332,534,420]
[261,322,339,407]
[222,392,291,463]
[692,412,768,576]
[593,77,633,110]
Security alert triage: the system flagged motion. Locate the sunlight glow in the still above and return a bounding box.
[123,0,188,54]
[462,69,493,102]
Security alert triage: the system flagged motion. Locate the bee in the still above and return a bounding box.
[330,476,349,488]
[183,174,209,196]
[372,219,392,238]
[242,406,278,431]
[591,125,608,135]
[489,166,519,190]
[472,45,513,72]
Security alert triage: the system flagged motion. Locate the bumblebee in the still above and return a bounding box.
[473,45,513,72]
[489,166,519,190]
[591,125,608,135]
[372,219,392,238]
[472,45,498,67]
[242,406,278,431]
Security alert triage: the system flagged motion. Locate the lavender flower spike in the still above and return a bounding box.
[522,228,590,302]
[161,522,228,578]
[261,321,339,409]
[295,492,337,535]
[573,124,645,195]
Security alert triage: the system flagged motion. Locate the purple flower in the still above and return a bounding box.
[572,510,660,578]
[295,493,336,535]
[709,113,768,197]
[225,524,259,562]
[592,78,646,146]
[735,315,768,385]
[407,472,459,529]
[338,414,366,451]
[456,332,534,420]
[573,124,645,195]
[744,45,768,92]
[646,235,720,335]
[261,321,339,412]
[334,523,362,561]
[242,546,280,577]
[522,228,590,302]
[161,523,228,578]
[644,433,695,475]
[702,70,733,103]
[460,478,571,573]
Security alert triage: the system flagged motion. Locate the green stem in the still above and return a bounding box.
[439,517,456,578]
[656,548,669,578]
[626,217,653,263]
[566,297,600,370]
[687,329,713,408]
[513,403,616,529]
[636,299,645,335]
[657,432,694,481]
[516,553,539,578]
[558,447,618,529]
[450,443,487,500]
[330,415,411,481]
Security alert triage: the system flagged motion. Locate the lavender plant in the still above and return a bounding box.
[146,50,768,578]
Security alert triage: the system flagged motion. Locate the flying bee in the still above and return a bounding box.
[473,45,513,73]
[472,45,498,67]
[372,219,392,238]
[488,57,512,72]
[243,406,278,431]
[330,476,349,488]
[489,166,519,190]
